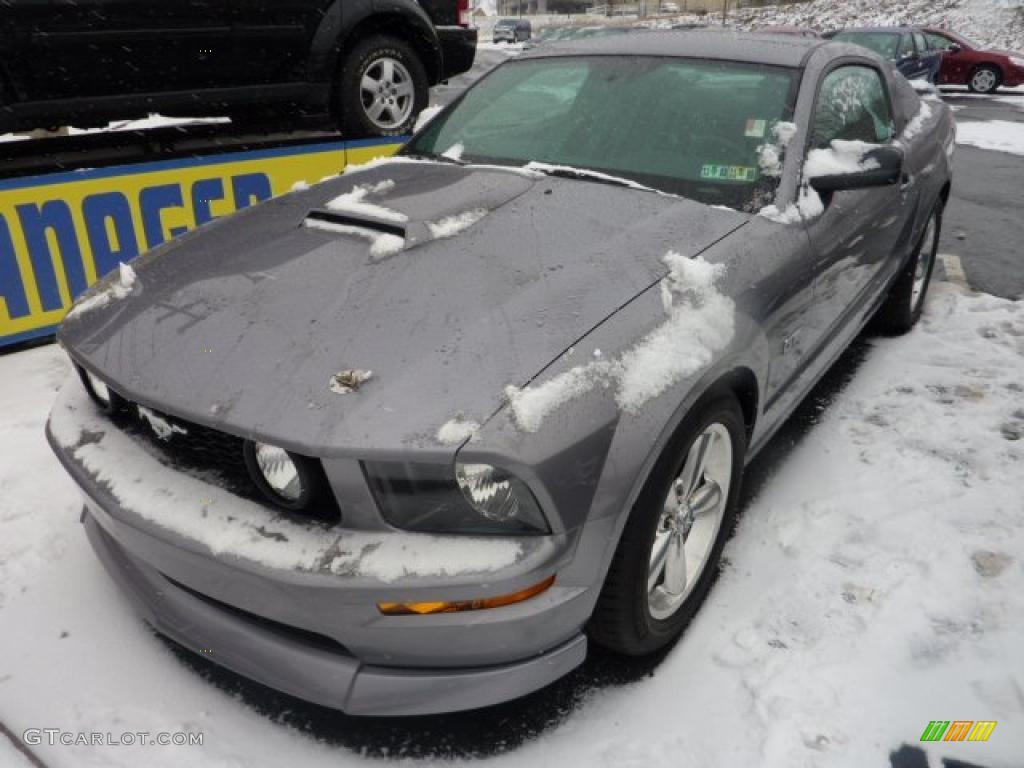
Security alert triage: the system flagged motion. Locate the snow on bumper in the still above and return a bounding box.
[47,379,593,702]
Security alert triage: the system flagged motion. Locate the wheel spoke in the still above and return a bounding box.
[679,431,714,498]
[689,480,723,518]
[648,529,672,592]
[361,73,380,94]
[366,100,387,121]
[394,80,414,100]
[662,532,688,596]
[380,59,395,84]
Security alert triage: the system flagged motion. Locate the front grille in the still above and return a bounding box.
[165,575,352,657]
[104,397,340,523]
[115,402,257,498]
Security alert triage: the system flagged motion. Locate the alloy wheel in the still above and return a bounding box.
[971,68,997,93]
[647,423,732,620]
[360,57,415,131]
[911,213,938,312]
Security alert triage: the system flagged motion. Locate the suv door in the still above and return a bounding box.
[23,0,231,99]
[803,64,906,352]
[228,0,330,85]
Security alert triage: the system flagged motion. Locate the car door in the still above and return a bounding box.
[925,31,968,84]
[23,0,231,99]
[228,0,330,85]
[895,32,926,80]
[913,30,941,82]
[802,64,907,356]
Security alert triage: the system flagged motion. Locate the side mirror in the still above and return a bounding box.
[809,146,905,193]
[948,43,962,53]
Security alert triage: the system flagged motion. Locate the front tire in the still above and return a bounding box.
[968,64,1001,94]
[875,201,943,334]
[589,393,746,656]
[337,35,428,139]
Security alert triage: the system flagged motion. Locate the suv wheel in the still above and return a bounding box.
[338,35,428,138]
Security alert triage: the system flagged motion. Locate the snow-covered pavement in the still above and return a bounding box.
[1,280,1022,767]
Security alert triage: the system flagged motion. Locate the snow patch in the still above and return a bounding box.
[758,121,799,177]
[900,100,935,143]
[137,407,187,441]
[955,119,1024,155]
[505,254,734,431]
[427,209,488,240]
[436,415,481,445]
[304,219,406,260]
[326,180,406,223]
[441,142,465,162]
[64,262,138,322]
[413,104,444,132]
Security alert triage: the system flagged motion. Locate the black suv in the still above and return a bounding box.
[0,0,476,137]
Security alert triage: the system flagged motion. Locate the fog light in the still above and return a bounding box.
[377,575,556,615]
[77,366,121,413]
[246,442,304,503]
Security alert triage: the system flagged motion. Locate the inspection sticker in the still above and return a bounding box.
[745,118,767,138]
[700,165,758,182]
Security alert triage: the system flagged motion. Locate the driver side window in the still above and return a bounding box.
[811,66,894,148]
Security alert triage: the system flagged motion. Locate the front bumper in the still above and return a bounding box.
[48,381,599,715]
[84,508,586,715]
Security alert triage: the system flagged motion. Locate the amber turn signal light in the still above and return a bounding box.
[377,575,556,616]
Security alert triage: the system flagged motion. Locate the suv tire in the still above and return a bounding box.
[338,35,428,139]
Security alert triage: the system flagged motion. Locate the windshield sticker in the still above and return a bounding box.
[701,165,758,182]
[745,119,768,138]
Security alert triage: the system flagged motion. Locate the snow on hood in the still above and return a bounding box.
[58,161,749,457]
[504,253,735,432]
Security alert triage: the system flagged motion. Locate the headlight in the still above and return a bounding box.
[365,461,549,535]
[243,440,337,518]
[1010,56,1024,69]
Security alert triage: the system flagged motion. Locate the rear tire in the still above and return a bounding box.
[968,64,1001,94]
[875,201,943,335]
[337,35,428,139]
[589,393,746,656]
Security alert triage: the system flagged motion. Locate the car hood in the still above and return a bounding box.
[59,160,748,457]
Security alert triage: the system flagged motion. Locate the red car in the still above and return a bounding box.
[923,28,1024,94]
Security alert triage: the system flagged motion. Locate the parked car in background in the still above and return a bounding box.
[493,18,532,43]
[922,28,1024,93]
[0,0,477,138]
[829,27,942,83]
[760,25,819,38]
[51,31,953,716]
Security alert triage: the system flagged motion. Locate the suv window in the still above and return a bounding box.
[913,31,928,54]
[812,65,894,147]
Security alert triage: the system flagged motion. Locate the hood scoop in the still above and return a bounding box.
[305,209,407,238]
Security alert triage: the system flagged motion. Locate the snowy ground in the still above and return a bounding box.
[1,281,1022,767]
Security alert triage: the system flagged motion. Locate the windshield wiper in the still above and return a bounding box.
[524,162,656,192]
[403,150,467,166]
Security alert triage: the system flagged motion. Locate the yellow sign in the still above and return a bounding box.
[0,138,402,346]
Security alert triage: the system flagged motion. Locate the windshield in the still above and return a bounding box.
[834,32,901,59]
[496,20,517,28]
[405,56,798,212]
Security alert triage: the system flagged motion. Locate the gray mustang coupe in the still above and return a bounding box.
[49,31,954,716]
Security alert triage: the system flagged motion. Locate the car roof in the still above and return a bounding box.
[518,29,826,68]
